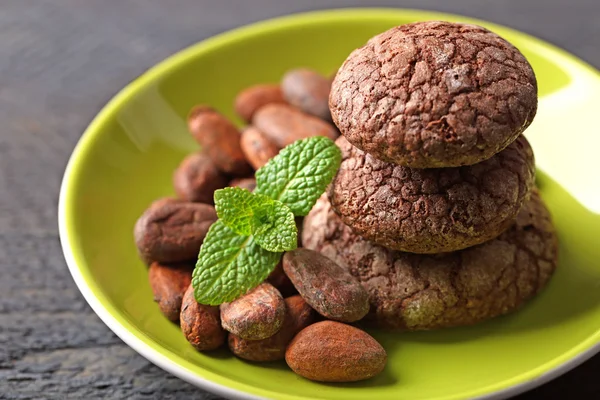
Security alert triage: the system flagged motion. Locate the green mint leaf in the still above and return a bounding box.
[214,187,298,252]
[192,220,281,305]
[252,200,297,252]
[254,136,342,216]
[214,187,273,236]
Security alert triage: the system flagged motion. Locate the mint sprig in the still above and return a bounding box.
[214,187,297,252]
[214,187,273,236]
[193,136,340,305]
[252,200,297,252]
[192,221,281,305]
[255,136,342,216]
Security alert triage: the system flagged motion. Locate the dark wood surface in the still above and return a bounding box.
[1,1,598,398]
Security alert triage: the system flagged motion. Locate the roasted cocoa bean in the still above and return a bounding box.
[228,295,314,362]
[180,284,225,351]
[149,261,194,322]
[282,248,369,322]
[134,200,217,264]
[220,283,285,340]
[266,261,297,297]
[187,106,252,176]
[173,152,228,204]
[253,104,338,148]
[234,84,287,122]
[229,177,256,192]
[285,321,387,382]
[281,68,332,121]
[240,126,280,169]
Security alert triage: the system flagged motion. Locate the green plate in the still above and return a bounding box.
[58,8,600,400]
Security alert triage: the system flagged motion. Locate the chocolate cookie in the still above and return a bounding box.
[329,21,538,168]
[329,135,535,253]
[303,190,558,331]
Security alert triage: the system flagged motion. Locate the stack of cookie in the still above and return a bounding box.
[303,21,559,331]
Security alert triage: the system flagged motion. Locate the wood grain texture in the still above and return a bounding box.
[0,0,598,398]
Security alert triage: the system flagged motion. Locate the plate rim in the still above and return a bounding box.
[58,7,600,400]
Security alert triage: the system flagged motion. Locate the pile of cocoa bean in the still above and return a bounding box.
[134,68,386,383]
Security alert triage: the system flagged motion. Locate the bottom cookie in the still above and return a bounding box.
[303,189,558,331]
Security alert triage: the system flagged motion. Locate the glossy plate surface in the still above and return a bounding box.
[59,8,600,400]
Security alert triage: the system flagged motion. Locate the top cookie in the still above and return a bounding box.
[329,21,538,168]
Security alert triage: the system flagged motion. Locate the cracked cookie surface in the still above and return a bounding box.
[329,21,537,168]
[329,135,535,253]
[303,189,557,331]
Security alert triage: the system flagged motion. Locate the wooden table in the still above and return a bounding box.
[1,1,598,398]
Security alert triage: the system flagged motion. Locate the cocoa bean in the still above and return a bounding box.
[234,84,286,122]
[282,248,369,322]
[285,321,386,382]
[134,200,217,264]
[281,68,332,121]
[180,284,225,351]
[240,126,280,170]
[253,104,338,148]
[173,152,228,204]
[187,106,251,176]
[148,261,194,322]
[228,295,314,362]
[220,283,285,340]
